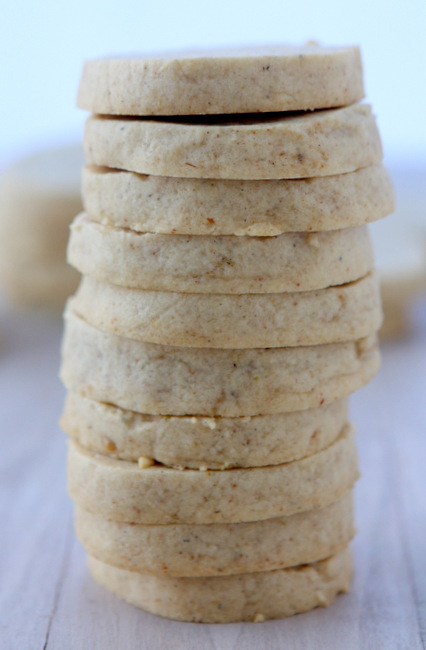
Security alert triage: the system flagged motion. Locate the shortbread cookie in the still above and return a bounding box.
[88,546,352,622]
[61,392,348,468]
[0,145,83,256]
[68,214,374,294]
[84,104,382,180]
[68,425,358,524]
[371,214,426,339]
[78,44,363,116]
[379,277,426,340]
[0,144,82,307]
[0,260,79,310]
[82,164,394,236]
[75,492,354,576]
[61,310,380,417]
[69,272,382,348]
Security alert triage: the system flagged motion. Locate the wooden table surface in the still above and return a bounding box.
[1,298,425,650]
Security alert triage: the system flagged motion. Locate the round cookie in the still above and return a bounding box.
[83,104,382,180]
[61,392,348,469]
[380,276,426,340]
[78,44,364,116]
[75,492,354,577]
[60,310,380,417]
[371,213,426,340]
[88,547,352,622]
[82,163,394,236]
[0,144,83,262]
[0,144,82,308]
[67,214,374,294]
[67,425,358,525]
[69,272,383,348]
[0,260,79,311]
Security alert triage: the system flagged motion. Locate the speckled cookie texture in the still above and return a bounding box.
[61,392,348,469]
[88,546,352,623]
[75,491,354,576]
[69,272,382,348]
[68,425,358,525]
[67,214,374,294]
[83,104,382,180]
[60,310,380,417]
[78,44,363,116]
[82,163,394,236]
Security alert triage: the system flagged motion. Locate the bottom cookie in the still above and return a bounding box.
[88,547,352,623]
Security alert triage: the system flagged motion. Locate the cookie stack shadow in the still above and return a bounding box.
[59,45,395,623]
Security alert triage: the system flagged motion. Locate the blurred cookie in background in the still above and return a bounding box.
[0,144,83,311]
[371,163,426,340]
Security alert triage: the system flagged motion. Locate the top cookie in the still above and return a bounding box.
[77,44,364,116]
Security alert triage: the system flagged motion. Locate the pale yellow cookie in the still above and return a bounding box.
[0,144,82,308]
[380,278,426,339]
[61,392,348,469]
[75,491,354,577]
[82,163,394,236]
[371,213,426,340]
[0,261,79,310]
[83,104,382,180]
[0,145,83,261]
[67,425,358,525]
[67,214,374,294]
[88,546,352,622]
[78,44,363,116]
[69,272,382,348]
[60,310,380,417]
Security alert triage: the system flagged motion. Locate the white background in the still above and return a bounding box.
[1,0,426,167]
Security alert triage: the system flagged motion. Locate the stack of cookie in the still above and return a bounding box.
[60,45,394,623]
